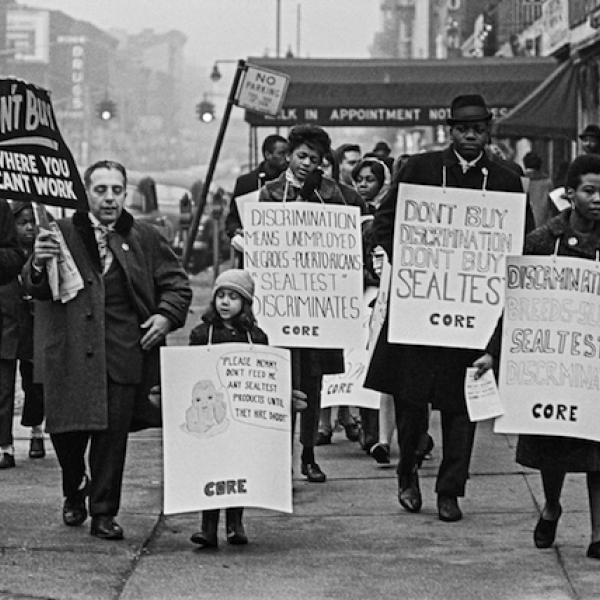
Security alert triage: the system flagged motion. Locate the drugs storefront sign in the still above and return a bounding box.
[0,78,87,210]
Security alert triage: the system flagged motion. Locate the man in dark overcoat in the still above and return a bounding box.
[365,95,533,522]
[225,134,288,244]
[22,160,191,540]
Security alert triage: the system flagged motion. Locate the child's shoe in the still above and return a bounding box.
[226,508,248,545]
[191,510,219,548]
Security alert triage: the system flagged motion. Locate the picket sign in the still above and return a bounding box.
[160,344,292,515]
[494,254,600,442]
[243,201,364,348]
[388,183,526,349]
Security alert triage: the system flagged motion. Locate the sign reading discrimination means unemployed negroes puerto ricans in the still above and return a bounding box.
[243,201,364,349]
[0,78,87,210]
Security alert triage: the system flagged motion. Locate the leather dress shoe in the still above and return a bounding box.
[301,462,326,483]
[63,475,89,527]
[29,437,45,459]
[587,540,600,559]
[190,531,218,548]
[90,516,124,540]
[398,471,422,513]
[533,506,562,549]
[0,452,15,469]
[437,495,462,522]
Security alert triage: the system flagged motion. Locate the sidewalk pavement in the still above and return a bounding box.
[2,412,600,600]
[3,272,600,599]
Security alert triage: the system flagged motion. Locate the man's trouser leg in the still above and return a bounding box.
[435,410,476,498]
[393,397,428,481]
[50,431,89,498]
[88,381,136,516]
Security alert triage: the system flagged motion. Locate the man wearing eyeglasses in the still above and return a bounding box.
[365,95,533,523]
[22,160,191,540]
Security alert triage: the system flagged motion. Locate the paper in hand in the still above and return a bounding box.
[464,367,504,422]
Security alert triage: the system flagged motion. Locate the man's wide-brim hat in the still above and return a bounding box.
[579,124,600,139]
[447,94,492,125]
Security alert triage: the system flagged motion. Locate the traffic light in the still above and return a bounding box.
[97,98,116,121]
[196,99,215,123]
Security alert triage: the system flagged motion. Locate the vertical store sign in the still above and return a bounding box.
[71,40,85,113]
[55,35,87,119]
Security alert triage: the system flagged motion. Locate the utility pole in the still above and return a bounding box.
[276,0,281,58]
[296,3,301,57]
[0,0,9,73]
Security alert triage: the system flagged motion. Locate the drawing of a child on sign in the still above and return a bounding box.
[182,379,229,438]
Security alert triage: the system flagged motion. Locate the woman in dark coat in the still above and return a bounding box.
[258,124,346,483]
[475,154,600,559]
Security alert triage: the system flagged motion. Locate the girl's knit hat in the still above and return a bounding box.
[212,269,255,304]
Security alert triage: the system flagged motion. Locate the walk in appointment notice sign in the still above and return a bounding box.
[388,183,526,349]
[243,201,364,348]
[161,345,292,515]
[494,255,600,442]
[0,78,87,210]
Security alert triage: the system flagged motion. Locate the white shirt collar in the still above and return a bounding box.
[454,150,483,174]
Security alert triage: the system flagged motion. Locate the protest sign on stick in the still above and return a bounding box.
[243,201,364,348]
[161,344,292,515]
[494,255,600,442]
[388,183,526,349]
[0,78,87,210]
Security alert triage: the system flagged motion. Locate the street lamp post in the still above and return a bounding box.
[182,59,246,270]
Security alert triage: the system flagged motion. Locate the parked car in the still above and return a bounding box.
[126,176,230,274]
[125,177,185,246]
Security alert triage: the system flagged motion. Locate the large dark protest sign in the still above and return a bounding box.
[0,78,87,211]
[495,255,600,443]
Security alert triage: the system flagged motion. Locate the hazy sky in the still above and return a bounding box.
[26,0,382,65]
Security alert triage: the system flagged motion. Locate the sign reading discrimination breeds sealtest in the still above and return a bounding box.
[388,183,526,349]
[495,255,600,443]
[0,78,87,210]
[243,202,364,348]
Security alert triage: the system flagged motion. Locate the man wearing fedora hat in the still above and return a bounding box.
[579,125,600,155]
[365,94,533,523]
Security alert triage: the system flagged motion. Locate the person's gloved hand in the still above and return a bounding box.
[300,170,322,201]
[371,245,387,277]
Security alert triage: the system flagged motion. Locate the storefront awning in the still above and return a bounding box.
[493,59,578,140]
[243,57,558,128]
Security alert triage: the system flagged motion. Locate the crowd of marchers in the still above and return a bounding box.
[2,93,600,559]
